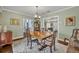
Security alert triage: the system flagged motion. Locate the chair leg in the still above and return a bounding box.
[50,46,52,53]
[36,40,40,45]
[30,40,32,49]
[27,39,32,49]
[43,48,46,53]
[53,39,56,51]
[27,39,29,46]
[10,45,13,53]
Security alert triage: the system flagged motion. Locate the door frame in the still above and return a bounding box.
[45,16,59,40]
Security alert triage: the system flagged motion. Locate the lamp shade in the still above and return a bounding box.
[3,26,7,32]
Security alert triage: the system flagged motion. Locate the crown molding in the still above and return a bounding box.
[43,6,76,17]
[2,8,33,19]
[1,6,76,19]
[52,6,76,14]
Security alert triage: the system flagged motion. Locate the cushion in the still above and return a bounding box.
[73,40,79,48]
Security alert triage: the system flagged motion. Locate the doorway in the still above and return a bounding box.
[45,16,59,40]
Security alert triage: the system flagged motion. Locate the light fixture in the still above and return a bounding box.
[27,20,29,23]
[34,6,40,19]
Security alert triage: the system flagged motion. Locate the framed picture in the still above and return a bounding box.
[65,16,76,26]
[10,18,19,25]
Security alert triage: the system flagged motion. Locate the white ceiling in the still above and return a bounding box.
[1,6,71,18]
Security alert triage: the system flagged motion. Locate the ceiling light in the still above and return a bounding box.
[34,6,40,19]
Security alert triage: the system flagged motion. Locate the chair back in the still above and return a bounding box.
[67,29,79,53]
[52,31,57,43]
[26,29,32,41]
[71,29,79,40]
[48,31,57,46]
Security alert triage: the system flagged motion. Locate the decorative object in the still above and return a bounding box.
[3,25,7,32]
[10,18,19,25]
[65,16,76,26]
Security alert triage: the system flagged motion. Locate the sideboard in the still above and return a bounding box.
[0,31,12,47]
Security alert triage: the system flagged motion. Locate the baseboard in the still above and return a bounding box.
[58,40,68,46]
[13,36,24,41]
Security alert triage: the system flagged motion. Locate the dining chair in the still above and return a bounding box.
[67,29,79,53]
[26,29,39,49]
[46,31,57,53]
[39,31,57,53]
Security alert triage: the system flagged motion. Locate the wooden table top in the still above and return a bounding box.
[30,31,53,40]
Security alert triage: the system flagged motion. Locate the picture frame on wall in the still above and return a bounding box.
[65,16,76,26]
[10,18,19,25]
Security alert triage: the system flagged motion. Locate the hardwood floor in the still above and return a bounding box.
[0,37,24,53]
[0,38,72,53]
[0,39,79,53]
[0,44,13,53]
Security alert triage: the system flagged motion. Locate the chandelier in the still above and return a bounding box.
[34,6,40,19]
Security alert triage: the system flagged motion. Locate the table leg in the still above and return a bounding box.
[54,39,56,51]
[30,40,32,49]
[27,39,29,46]
[50,46,52,53]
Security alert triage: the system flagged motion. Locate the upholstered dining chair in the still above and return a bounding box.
[26,29,38,49]
[39,31,57,53]
[24,22,38,49]
[67,29,79,53]
[46,31,57,53]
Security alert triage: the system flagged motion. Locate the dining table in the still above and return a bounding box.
[30,31,53,40]
[29,31,56,51]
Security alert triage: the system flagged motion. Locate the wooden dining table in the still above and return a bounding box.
[30,31,53,40]
[30,31,56,51]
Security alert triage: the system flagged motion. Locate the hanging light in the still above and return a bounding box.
[35,14,38,18]
[34,6,40,19]
[38,16,40,18]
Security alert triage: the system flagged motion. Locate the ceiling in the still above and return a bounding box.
[1,6,71,18]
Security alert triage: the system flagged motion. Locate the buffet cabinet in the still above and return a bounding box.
[0,31,12,47]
